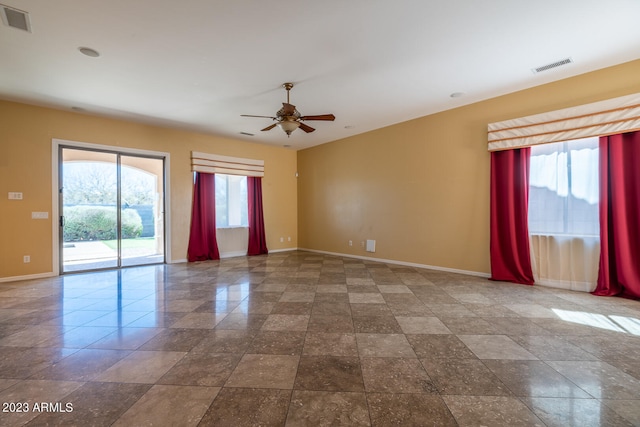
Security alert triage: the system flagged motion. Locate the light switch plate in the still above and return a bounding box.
[8,192,23,200]
[32,212,49,219]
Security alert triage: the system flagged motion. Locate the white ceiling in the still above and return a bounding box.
[2,0,640,150]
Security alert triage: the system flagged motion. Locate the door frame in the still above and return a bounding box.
[52,138,171,275]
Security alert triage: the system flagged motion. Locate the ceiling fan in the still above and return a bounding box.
[241,83,336,136]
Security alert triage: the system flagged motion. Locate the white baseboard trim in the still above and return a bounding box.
[298,248,490,279]
[268,248,299,254]
[0,272,56,283]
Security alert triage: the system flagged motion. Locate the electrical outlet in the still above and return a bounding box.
[280,237,284,242]
[366,239,376,252]
[23,255,30,263]
[287,237,291,242]
[349,240,353,246]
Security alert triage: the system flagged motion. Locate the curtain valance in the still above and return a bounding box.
[191,151,264,177]
[487,92,640,151]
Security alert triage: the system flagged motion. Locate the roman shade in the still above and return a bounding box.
[488,92,640,151]
[191,152,264,177]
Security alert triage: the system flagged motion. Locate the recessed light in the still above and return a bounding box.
[344,125,355,129]
[78,47,100,57]
[450,92,465,98]
[283,144,291,148]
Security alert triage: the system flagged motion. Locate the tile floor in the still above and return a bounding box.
[1,251,640,426]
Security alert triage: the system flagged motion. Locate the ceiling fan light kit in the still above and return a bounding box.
[277,119,300,136]
[241,83,336,137]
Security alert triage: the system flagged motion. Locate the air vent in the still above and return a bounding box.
[1,4,31,32]
[239,132,255,136]
[532,58,573,74]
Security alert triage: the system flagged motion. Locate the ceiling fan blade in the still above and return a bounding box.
[261,123,277,131]
[282,103,296,115]
[300,114,336,121]
[241,114,277,119]
[299,122,315,133]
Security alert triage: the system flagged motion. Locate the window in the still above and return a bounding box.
[528,137,599,236]
[215,174,248,227]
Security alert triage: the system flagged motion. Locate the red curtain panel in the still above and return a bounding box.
[247,176,268,256]
[593,131,640,299]
[489,148,535,285]
[187,172,220,262]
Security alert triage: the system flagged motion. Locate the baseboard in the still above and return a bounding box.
[268,248,299,254]
[0,272,56,283]
[298,248,490,278]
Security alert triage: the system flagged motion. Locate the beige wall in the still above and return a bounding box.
[0,101,298,279]
[3,59,640,280]
[297,59,640,275]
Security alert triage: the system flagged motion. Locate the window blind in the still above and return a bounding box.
[191,151,264,177]
[488,92,640,151]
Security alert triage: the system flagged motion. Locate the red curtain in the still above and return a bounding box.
[187,172,220,262]
[247,176,268,256]
[593,131,640,299]
[489,148,535,285]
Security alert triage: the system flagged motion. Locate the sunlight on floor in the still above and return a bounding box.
[553,308,640,336]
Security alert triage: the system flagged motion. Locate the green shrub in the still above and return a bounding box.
[63,206,142,242]
[121,209,144,239]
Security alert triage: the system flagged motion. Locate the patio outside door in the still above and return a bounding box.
[60,147,165,273]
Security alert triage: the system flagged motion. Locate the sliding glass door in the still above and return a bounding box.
[60,147,165,273]
[120,155,165,267]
